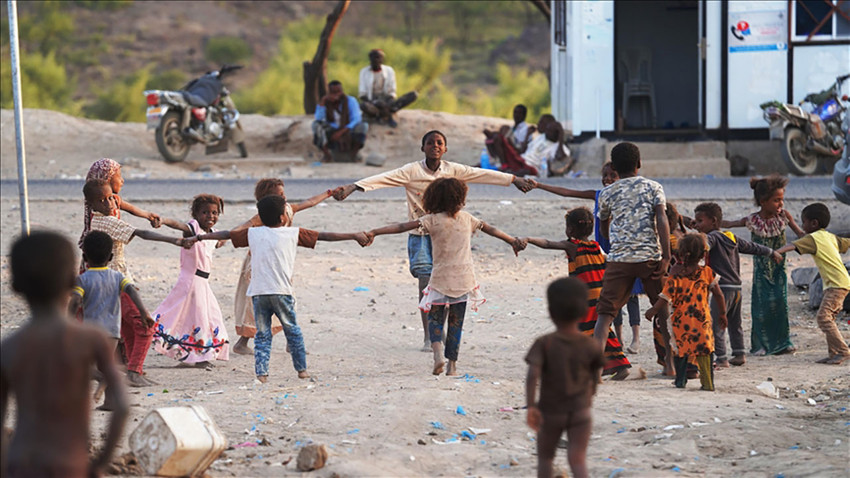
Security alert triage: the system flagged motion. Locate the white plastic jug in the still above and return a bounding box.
[129,405,227,477]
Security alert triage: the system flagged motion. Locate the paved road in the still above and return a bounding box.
[0,177,837,202]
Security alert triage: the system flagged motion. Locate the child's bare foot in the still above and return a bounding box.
[233,336,253,355]
[297,370,311,379]
[432,360,445,375]
[823,354,850,365]
[729,355,746,366]
[611,368,630,381]
[93,381,107,402]
[195,361,214,371]
[421,340,432,352]
[715,360,730,369]
[127,371,150,388]
[256,375,268,383]
[626,340,640,354]
[446,361,458,376]
[662,368,675,377]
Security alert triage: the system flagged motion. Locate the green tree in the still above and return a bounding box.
[83,67,150,122]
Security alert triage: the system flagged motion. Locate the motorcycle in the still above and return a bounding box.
[144,65,248,163]
[760,73,849,176]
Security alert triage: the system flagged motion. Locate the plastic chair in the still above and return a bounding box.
[619,47,656,129]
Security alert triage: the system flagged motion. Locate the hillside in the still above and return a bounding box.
[1,1,550,115]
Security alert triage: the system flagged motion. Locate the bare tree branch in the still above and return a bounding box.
[303,0,350,114]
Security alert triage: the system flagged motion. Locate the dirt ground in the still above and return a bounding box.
[1,194,848,477]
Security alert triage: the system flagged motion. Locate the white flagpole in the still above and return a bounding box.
[7,0,30,235]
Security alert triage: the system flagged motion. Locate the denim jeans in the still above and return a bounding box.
[252,294,306,376]
[428,302,467,361]
[407,234,433,278]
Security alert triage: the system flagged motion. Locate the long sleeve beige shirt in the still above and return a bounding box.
[355,159,515,234]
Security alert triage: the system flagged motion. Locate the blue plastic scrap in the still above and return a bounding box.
[460,430,476,440]
[353,286,370,292]
[456,406,467,416]
[346,429,360,435]
[430,421,445,430]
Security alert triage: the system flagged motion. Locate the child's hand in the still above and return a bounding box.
[511,237,527,255]
[215,239,228,249]
[770,250,783,263]
[148,213,162,228]
[526,178,538,189]
[140,312,155,328]
[526,405,542,432]
[181,236,199,249]
[718,314,728,329]
[644,308,656,322]
[354,231,372,247]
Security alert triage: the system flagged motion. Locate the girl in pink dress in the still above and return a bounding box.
[152,194,229,367]
[365,178,523,376]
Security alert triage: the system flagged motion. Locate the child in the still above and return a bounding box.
[69,231,153,406]
[333,130,533,352]
[519,207,631,380]
[776,203,850,365]
[500,120,571,177]
[1,232,128,478]
[525,277,604,478]
[230,178,336,355]
[645,234,727,390]
[365,178,522,376]
[192,195,369,382]
[78,157,162,249]
[693,202,782,367]
[83,178,187,386]
[723,175,804,356]
[593,143,670,355]
[483,104,535,165]
[533,161,644,353]
[152,194,231,368]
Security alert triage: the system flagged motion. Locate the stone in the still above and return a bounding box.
[365,153,387,167]
[790,267,819,288]
[296,444,328,471]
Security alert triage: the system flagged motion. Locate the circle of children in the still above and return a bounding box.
[3,132,849,478]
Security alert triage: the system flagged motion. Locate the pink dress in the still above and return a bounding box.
[152,219,229,363]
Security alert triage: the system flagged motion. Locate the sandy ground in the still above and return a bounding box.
[1,194,848,477]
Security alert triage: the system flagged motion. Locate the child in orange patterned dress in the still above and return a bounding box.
[645,234,727,390]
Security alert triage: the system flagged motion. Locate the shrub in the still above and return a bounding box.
[0,50,80,114]
[83,67,150,122]
[204,36,252,65]
[146,68,188,91]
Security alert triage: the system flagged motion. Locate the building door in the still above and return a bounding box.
[614,0,702,131]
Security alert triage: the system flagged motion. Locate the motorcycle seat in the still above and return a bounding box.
[182,91,210,107]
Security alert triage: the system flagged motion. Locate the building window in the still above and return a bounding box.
[794,0,850,41]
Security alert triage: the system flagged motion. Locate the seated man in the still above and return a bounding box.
[483,104,535,167]
[358,49,418,128]
[312,80,369,162]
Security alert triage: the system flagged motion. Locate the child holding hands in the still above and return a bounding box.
[526,277,604,478]
[645,234,727,390]
[775,203,850,365]
[82,179,187,386]
[366,177,523,376]
[191,195,369,382]
[692,202,782,367]
[519,207,631,379]
[152,194,231,368]
[723,175,804,356]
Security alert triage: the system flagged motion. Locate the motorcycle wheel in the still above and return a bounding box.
[237,142,248,158]
[781,127,818,175]
[155,111,191,163]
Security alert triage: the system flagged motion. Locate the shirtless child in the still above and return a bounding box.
[1,232,128,478]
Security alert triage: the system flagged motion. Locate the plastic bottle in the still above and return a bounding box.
[479,148,491,169]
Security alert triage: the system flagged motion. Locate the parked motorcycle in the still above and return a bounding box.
[760,73,849,175]
[144,65,247,163]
